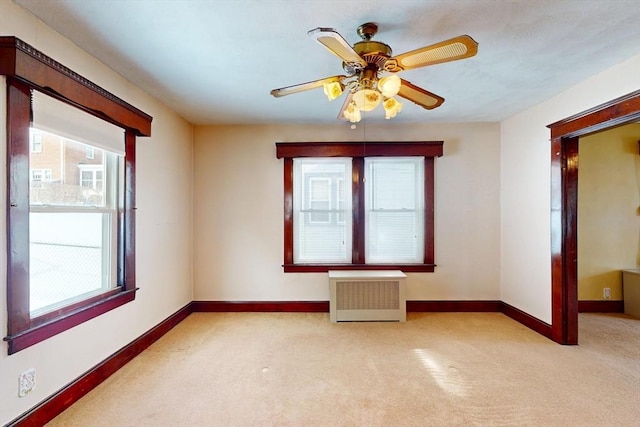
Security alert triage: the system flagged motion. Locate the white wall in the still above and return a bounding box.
[0,1,194,424]
[193,122,501,302]
[500,54,640,323]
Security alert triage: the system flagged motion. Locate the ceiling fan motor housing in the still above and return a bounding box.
[343,40,393,75]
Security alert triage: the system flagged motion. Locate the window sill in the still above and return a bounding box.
[4,289,137,354]
[282,264,436,273]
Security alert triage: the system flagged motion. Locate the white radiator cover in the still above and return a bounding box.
[329,270,407,322]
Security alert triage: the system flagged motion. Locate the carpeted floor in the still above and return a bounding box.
[47,312,639,426]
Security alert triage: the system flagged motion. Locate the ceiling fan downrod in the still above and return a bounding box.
[357,22,378,41]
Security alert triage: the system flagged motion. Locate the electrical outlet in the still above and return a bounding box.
[18,368,36,397]
[603,288,611,299]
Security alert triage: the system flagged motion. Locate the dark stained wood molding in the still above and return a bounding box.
[549,135,579,345]
[5,290,137,354]
[549,136,565,343]
[578,300,624,313]
[563,136,579,344]
[547,90,640,345]
[276,141,444,158]
[500,302,553,339]
[282,264,436,273]
[23,287,122,328]
[5,78,31,336]
[0,36,152,136]
[191,301,554,342]
[7,298,556,425]
[6,303,192,427]
[548,90,640,139]
[193,300,504,313]
[282,158,294,266]
[123,129,137,290]
[407,300,501,312]
[191,301,330,312]
[351,157,365,263]
[424,156,435,265]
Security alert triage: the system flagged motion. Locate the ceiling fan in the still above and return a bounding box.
[270,23,478,122]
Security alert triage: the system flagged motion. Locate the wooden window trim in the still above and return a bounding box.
[2,36,152,354]
[0,37,151,136]
[276,141,442,273]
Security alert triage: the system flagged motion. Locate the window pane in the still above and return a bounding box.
[29,128,107,207]
[293,158,352,263]
[27,123,121,316]
[365,157,424,263]
[309,177,331,223]
[29,212,113,315]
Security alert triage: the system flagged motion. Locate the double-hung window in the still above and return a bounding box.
[30,132,42,152]
[31,168,52,182]
[365,157,425,264]
[28,96,123,316]
[277,141,442,272]
[294,158,352,263]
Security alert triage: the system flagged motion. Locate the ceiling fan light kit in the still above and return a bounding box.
[270,22,478,123]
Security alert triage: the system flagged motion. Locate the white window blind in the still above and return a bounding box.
[365,157,424,263]
[32,90,125,155]
[293,158,352,263]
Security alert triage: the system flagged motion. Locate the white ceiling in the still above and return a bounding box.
[14,0,640,125]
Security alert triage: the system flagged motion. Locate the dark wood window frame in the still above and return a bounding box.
[276,141,443,273]
[1,36,152,354]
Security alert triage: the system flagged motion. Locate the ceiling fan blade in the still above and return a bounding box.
[308,27,367,70]
[397,79,444,110]
[270,75,346,98]
[337,91,354,120]
[385,35,478,72]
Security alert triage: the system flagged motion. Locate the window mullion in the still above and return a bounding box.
[424,156,435,265]
[352,157,365,264]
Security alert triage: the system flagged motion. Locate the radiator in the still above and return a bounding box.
[329,270,406,322]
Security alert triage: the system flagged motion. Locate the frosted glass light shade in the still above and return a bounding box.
[383,97,403,119]
[323,81,343,101]
[343,102,362,123]
[378,74,401,98]
[352,89,381,111]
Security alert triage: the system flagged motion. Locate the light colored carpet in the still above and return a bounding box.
[47,312,639,426]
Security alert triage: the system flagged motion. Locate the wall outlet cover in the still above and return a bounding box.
[18,368,36,397]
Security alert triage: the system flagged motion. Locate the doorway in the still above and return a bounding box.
[547,90,640,344]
